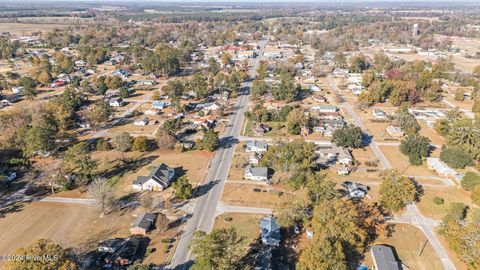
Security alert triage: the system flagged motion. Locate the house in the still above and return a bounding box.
[316,145,354,165]
[333,68,349,77]
[50,79,66,88]
[347,73,363,84]
[373,109,388,119]
[112,68,130,78]
[244,165,269,182]
[385,126,404,137]
[342,181,368,199]
[105,237,144,268]
[253,123,271,135]
[427,158,458,178]
[75,60,87,67]
[152,101,168,110]
[109,98,124,107]
[245,140,268,153]
[98,238,127,253]
[0,99,12,107]
[248,152,262,165]
[105,89,120,98]
[312,105,337,113]
[134,118,149,126]
[306,227,314,238]
[370,245,402,270]
[260,216,281,246]
[130,212,156,236]
[132,163,175,191]
[11,86,24,94]
[263,101,286,111]
[144,109,160,115]
[196,102,220,113]
[312,93,327,103]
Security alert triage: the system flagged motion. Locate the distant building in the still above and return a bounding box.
[412,23,420,37]
[385,126,404,138]
[109,98,124,107]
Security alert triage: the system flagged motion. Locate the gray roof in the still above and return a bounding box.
[371,245,402,270]
[246,140,268,150]
[133,163,175,188]
[131,212,156,230]
[245,165,268,178]
[260,216,281,245]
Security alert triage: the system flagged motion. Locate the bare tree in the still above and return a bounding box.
[156,129,176,150]
[88,177,116,215]
[156,213,169,233]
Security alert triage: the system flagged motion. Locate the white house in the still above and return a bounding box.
[427,158,458,178]
[248,153,261,165]
[132,163,175,191]
[134,118,149,126]
[109,98,124,107]
[244,165,269,182]
[12,86,24,94]
[245,141,268,153]
[312,105,337,113]
[372,109,388,119]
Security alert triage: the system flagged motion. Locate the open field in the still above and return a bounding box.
[0,23,70,35]
[0,202,132,260]
[363,224,444,270]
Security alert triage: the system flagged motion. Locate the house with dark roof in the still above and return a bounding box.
[98,238,127,253]
[130,212,156,236]
[260,216,281,246]
[132,163,175,191]
[105,237,144,268]
[371,245,402,270]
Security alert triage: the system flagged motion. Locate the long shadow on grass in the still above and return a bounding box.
[101,155,159,179]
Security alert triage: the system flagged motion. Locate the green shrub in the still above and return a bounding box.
[433,197,444,205]
[461,172,480,191]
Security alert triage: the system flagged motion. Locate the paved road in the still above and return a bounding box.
[327,75,391,169]
[391,204,456,270]
[169,40,267,269]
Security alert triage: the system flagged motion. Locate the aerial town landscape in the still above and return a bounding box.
[0,0,480,269]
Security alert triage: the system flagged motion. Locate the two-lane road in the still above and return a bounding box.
[169,40,267,269]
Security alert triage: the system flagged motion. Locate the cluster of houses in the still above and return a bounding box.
[310,105,346,137]
[244,140,270,182]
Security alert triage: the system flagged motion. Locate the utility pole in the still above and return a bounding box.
[418,239,428,256]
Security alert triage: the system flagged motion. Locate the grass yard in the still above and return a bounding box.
[379,146,437,176]
[0,202,132,262]
[213,213,264,246]
[222,183,285,208]
[363,224,443,270]
[417,187,472,220]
